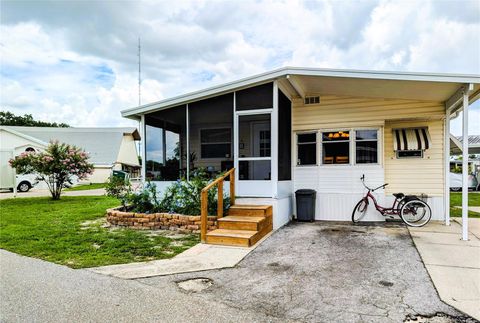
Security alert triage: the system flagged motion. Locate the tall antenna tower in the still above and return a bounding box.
[138,37,141,107]
[137,37,143,174]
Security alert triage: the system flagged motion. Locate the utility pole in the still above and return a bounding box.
[137,37,143,179]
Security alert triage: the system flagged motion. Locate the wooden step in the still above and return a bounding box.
[205,229,258,247]
[217,216,266,231]
[228,204,273,216]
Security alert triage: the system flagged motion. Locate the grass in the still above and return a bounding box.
[449,192,480,218]
[64,183,106,191]
[0,196,199,268]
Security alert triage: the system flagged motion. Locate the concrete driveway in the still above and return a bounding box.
[1,222,476,322]
[139,222,472,322]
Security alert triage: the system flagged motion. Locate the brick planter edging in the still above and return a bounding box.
[106,207,218,233]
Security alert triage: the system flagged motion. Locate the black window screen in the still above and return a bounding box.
[297,133,317,165]
[145,105,186,181]
[355,130,378,164]
[236,83,273,111]
[200,128,232,159]
[278,90,291,180]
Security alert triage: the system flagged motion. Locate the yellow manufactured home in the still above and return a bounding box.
[122,67,480,241]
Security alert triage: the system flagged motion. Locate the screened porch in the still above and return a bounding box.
[142,82,292,197]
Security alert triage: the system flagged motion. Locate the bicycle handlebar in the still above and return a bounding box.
[360,174,388,191]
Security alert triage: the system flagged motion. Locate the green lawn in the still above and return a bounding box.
[0,196,199,268]
[64,183,106,191]
[449,192,480,218]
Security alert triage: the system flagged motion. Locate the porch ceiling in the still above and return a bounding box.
[290,75,479,102]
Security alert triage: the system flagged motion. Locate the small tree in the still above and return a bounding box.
[9,141,94,200]
[105,175,132,209]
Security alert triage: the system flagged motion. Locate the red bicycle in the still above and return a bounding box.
[352,175,432,227]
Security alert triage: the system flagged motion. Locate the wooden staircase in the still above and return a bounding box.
[199,168,273,247]
[206,204,273,247]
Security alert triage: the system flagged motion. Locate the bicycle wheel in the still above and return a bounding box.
[352,198,368,223]
[400,199,431,227]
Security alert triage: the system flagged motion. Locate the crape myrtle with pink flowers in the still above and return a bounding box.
[9,141,94,200]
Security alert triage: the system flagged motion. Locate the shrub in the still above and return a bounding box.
[158,169,229,215]
[105,176,132,209]
[107,169,229,215]
[9,141,93,200]
[126,181,161,213]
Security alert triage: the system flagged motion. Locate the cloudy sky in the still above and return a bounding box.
[1,0,479,134]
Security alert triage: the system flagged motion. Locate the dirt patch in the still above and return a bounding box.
[176,278,213,293]
[80,218,106,230]
[144,231,193,239]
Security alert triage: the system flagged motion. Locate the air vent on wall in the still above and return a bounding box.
[304,96,320,105]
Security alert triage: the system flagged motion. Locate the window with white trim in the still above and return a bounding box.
[297,133,316,165]
[322,131,350,164]
[355,130,378,164]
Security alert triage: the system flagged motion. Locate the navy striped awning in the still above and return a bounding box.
[393,128,431,151]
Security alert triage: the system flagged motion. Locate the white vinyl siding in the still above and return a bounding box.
[292,95,445,196]
[385,119,444,196]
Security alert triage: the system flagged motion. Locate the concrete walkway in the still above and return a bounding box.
[0,188,106,199]
[409,220,480,320]
[454,205,480,215]
[89,234,271,279]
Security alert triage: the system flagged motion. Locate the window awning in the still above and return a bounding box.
[393,128,431,151]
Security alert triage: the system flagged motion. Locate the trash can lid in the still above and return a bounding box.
[295,189,316,195]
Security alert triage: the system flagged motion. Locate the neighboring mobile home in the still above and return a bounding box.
[0,126,141,185]
[121,67,479,232]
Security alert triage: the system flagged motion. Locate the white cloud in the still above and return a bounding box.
[0,0,479,133]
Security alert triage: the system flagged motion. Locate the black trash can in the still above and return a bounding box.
[112,170,129,183]
[295,189,316,222]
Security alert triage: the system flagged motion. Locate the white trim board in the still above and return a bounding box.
[122,67,480,118]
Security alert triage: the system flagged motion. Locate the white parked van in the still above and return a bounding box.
[450,172,479,191]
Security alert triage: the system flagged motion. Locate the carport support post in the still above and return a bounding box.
[461,90,469,241]
[444,111,450,225]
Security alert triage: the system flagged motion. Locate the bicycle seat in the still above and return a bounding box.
[393,193,405,199]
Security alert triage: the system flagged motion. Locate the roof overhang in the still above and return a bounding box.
[450,134,480,155]
[0,126,49,147]
[125,128,141,140]
[121,66,480,119]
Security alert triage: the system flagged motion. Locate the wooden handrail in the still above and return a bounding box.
[201,168,235,243]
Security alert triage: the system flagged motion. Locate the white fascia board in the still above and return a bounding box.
[121,66,480,118]
[93,164,114,168]
[0,126,49,147]
[446,83,475,112]
[122,69,287,117]
[287,67,480,83]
